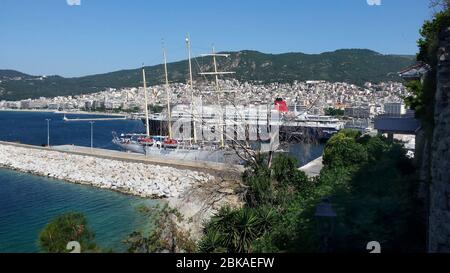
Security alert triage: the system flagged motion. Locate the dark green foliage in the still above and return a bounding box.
[417,8,450,67]
[223,49,412,85]
[405,6,450,134]
[304,134,424,252]
[39,212,98,253]
[358,135,390,162]
[200,130,425,253]
[124,204,196,253]
[322,130,368,168]
[271,154,298,184]
[0,69,31,80]
[324,108,345,116]
[329,145,425,252]
[339,128,362,139]
[242,164,273,207]
[0,49,414,101]
[198,206,277,253]
[148,105,164,113]
[271,154,310,194]
[405,77,436,135]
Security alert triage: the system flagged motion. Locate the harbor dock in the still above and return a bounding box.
[0,141,243,175]
[63,115,128,122]
[299,156,323,177]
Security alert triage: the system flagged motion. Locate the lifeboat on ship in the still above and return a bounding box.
[138,137,154,146]
[163,138,178,149]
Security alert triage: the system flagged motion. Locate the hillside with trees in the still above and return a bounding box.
[0,49,413,101]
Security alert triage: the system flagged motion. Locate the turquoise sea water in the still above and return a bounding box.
[0,168,158,253]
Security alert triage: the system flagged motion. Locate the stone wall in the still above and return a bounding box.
[428,26,450,253]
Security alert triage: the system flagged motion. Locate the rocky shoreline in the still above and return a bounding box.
[0,144,214,199]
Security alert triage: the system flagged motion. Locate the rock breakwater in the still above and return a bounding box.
[0,144,214,198]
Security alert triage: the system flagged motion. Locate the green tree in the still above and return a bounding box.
[271,154,312,200]
[329,144,425,252]
[271,154,299,185]
[324,108,345,117]
[199,151,315,253]
[358,135,390,162]
[124,204,196,253]
[39,212,98,253]
[242,163,274,207]
[405,4,450,133]
[322,131,368,168]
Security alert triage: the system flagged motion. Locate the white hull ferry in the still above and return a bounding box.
[142,103,345,141]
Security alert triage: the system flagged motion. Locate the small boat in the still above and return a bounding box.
[163,138,178,149]
[137,136,154,146]
[112,133,147,153]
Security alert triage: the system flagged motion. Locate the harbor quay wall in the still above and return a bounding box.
[299,156,323,177]
[0,141,244,176]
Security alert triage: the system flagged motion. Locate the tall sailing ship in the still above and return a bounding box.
[112,37,344,163]
[112,37,248,164]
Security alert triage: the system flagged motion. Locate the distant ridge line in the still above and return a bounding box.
[0,49,414,101]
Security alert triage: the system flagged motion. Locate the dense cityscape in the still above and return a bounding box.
[0,79,410,119]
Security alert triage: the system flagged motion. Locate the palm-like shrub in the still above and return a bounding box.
[198,206,277,253]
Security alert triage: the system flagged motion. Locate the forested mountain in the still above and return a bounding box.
[0,49,414,101]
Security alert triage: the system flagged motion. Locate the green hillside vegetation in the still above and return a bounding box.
[0,49,413,101]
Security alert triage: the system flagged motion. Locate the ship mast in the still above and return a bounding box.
[142,66,150,137]
[162,41,172,139]
[212,46,224,148]
[200,46,235,148]
[186,34,197,144]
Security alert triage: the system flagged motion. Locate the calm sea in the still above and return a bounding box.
[0,110,323,253]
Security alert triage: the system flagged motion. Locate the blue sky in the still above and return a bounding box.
[0,0,432,77]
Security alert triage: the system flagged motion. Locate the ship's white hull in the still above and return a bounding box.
[113,138,240,164]
[144,146,227,163]
[112,139,145,154]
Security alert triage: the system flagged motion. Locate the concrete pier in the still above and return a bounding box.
[299,156,323,177]
[0,141,244,176]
